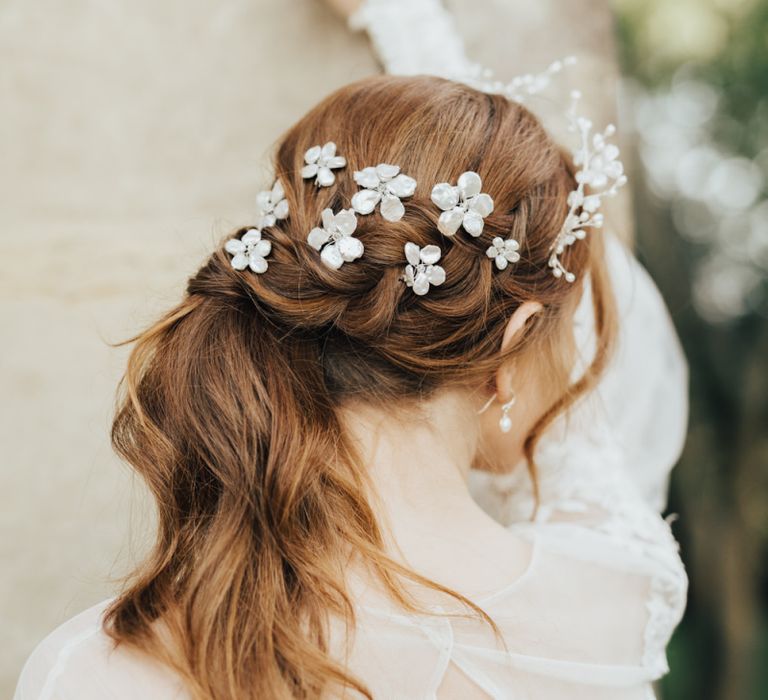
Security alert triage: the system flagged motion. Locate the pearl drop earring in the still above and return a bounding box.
[477,390,517,434]
[499,393,516,433]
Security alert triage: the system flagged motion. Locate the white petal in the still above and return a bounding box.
[431,183,459,211]
[351,189,381,215]
[273,199,289,220]
[462,211,484,237]
[242,229,262,244]
[320,243,344,269]
[230,252,248,270]
[380,194,405,222]
[225,239,245,255]
[413,271,430,296]
[470,193,494,217]
[603,144,619,161]
[403,265,415,286]
[387,174,416,198]
[485,245,497,259]
[249,255,268,273]
[257,213,276,229]
[419,244,442,265]
[316,167,335,187]
[254,239,271,257]
[272,179,285,202]
[304,145,321,164]
[301,163,318,179]
[321,208,335,230]
[326,156,346,169]
[307,227,330,250]
[354,167,380,189]
[458,171,482,197]
[505,250,521,263]
[504,238,520,251]
[583,194,601,212]
[321,142,337,159]
[334,209,358,236]
[495,255,508,270]
[255,190,271,211]
[376,163,400,180]
[337,235,364,261]
[426,264,446,286]
[404,242,421,267]
[438,209,464,236]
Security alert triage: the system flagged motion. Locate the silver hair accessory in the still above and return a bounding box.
[431,171,494,237]
[477,390,517,433]
[225,228,272,274]
[255,179,289,228]
[307,208,363,269]
[548,90,627,282]
[301,142,347,187]
[401,241,446,295]
[486,236,521,271]
[351,163,417,222]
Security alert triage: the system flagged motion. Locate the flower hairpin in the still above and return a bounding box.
[431,171,494,237]
[255,179,289,228]
[486,236,521,270]
[307,208,363,269]
[301,142,347,187]
[225,229,272,274]
[351,163,417,222]
[401,242,446,296]
[549,91,627,282]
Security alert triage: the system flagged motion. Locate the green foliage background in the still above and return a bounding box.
[614,1,768,697]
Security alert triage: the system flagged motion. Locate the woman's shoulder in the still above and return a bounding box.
[14,598,190,700]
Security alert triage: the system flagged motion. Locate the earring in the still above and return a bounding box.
[477,391,517,433]
[499,393,516,433]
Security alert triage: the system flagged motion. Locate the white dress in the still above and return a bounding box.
[14,2,689,697]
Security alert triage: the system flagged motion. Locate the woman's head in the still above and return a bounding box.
[105,75,616,699]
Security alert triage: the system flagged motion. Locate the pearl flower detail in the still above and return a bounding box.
[255,179,289,228]
[485,236,521,270]
[301,142,347,187]
[351,163,417,222]
[224,229,272,274]
[402,242,446,296]
[430,171,494,237]
[548,91,628,283]
[307,208,363,269]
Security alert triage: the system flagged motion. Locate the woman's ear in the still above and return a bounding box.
[495,301,543,399]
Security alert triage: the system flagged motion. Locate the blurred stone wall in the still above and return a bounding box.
[0,0,625,693]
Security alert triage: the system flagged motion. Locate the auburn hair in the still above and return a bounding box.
[104,75,617,698]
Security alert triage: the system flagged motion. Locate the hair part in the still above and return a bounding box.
[103,75,616,699]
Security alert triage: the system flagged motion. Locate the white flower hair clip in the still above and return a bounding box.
[255,179,289,229]
[225,228,272,274]
[430,171,494,237]
[486,236,521,271]
[307,208,363,269]
[549,91,628,282]
[351,163,417,222]
[301,142,347,187]
[401,241,446,296]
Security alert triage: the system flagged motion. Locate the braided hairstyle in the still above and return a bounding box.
[105,75,617,699]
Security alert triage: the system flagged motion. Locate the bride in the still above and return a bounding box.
[14,4,688,700]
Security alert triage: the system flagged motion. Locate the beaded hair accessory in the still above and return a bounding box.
[225,60,627,294]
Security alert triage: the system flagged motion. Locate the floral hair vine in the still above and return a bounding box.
[548,90,628,282]
[225,63,627,291]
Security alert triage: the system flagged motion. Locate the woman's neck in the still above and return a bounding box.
[337,391,531,599]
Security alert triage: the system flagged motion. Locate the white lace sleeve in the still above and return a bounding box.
[348,0,481,80]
